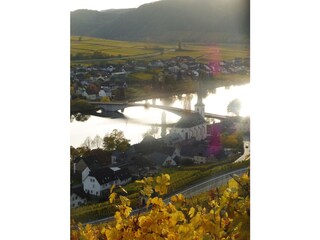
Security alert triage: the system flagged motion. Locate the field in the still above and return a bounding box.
[70,36,249,64]
[71,36,176,58]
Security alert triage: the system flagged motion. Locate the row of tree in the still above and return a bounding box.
[81,129,130,151]
[71,51,122,60]
[70,130,131,167]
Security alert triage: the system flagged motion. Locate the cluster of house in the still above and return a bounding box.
[70,56,250,101]
[71,156,132,208]
[71,97,250,208]
[70,112,211,208]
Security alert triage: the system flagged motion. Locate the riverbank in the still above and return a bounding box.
[70,74,249,116]
[125,74,249,102]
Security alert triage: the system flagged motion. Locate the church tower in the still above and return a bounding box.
[195,79,205,118]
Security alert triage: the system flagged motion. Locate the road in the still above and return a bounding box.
[77,167,248,227]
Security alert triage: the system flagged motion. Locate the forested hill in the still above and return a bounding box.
[70,0,250,43]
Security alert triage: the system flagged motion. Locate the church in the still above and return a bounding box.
[170,80,207,141]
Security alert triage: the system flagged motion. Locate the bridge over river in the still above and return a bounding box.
[89,101,229,120]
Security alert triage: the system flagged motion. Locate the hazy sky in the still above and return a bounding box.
[70,0,160,11]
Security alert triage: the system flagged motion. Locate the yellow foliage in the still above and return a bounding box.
[188,207,196,218]
[155,173,170,195]
[171,193,186,203]
[72,170,250,240]
[141,184,153,197]
[110,184,115,194]
[109,192,117,204]
[100,96,110,102]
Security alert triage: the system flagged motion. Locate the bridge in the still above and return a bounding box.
[89,101,228,120]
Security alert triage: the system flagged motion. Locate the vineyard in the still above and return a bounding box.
[70,36,249,64]
[71,161,249,223]
[71,168,250,240]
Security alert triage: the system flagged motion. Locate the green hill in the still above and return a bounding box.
[71,0,250,43]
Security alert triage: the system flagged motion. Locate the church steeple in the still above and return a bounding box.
[195,79,205,118]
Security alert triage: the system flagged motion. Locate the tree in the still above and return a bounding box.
[227,99,241,116]
[221,132,243,149]
[70,146,80,170]
[76,146,90,156]
[83,148,110,166]
[71,113,91,122]
[70,146,80,161]
[70,99,95,114]
[82,136,92,149]
[86,83,100,94]
[100,96,110,102]
[103,129,130,152]
[91,135,103,149]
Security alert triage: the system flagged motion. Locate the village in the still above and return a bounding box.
[70,55,250,101]
[70,87,250,208]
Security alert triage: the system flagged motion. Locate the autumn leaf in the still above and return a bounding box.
[171,193,185,203]
[120,195,130,206]
[189,207,195,218]
[141,185,153,197]
[228,178,239,189]
[110,184,116,194]
[155,173,170,195]
[109,192,117,203]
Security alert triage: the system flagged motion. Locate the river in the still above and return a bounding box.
[70,83,250,148]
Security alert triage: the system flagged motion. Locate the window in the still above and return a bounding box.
[93,184,95,188]
[96,191,98,195]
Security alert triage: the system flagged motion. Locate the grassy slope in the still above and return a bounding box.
[70,36,249,63]
[71,36,176,57]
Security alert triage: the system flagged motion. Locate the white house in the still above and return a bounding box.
[83,167,132,197]
[80,158,102,181]
[243,140,250,157]
[234,140,251,163]
[71,186,87,208]
[168,66,180,73]
[98,89,107,97]
[86,94,97,101]
[170,113,207,141]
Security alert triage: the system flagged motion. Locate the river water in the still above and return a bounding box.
[70,83,250,148]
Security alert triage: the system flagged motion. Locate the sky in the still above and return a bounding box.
[70,0,160,11]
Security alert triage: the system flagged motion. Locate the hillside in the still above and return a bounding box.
[70,0,250,43]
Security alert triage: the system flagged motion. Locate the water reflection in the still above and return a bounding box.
[160,96,177,105]
[92,111,126,119]
[142,126,160,138]
[70,84,250,148]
